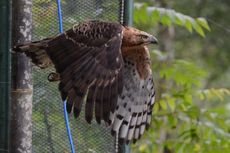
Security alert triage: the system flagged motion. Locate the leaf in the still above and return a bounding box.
[185,18,193,33]
[153,102,159,113]
[160,100,168,110]
[161,14,172,26]
[194,143,201,152]
[197,88,230,101]
[139,144,148,152]
[152,9,160,22]
[184,94,193,105]
[167,98,176,111]
[134,4,148,25]
[168,114,177,128]
[135,6,211,36]
[175,143,186,153]
[197,17,211,31]
[200,93,205,100]
[178,103,187,111]
[160,60,206,88]
[167,10,176,23]
[175,14,184,26]
[210,88,225,101]
[186,106,200,119]
[191,20,205,37]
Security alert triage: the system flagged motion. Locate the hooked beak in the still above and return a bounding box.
[149,35,158,44]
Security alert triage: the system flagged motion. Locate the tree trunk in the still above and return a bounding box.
[10,0,33,152]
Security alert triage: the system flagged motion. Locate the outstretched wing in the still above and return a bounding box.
[110,46,155,143]
[46,21,124,124]
[16,21,123,125]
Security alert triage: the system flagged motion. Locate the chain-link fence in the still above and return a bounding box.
[32,0,124,152]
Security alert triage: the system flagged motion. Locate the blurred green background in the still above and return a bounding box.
[132,0,230,153]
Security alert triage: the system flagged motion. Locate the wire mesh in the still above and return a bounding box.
[32,0,122,152]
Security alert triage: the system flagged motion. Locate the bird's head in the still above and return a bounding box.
[122,26,158,47]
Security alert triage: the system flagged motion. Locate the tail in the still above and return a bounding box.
[13,38,53,69]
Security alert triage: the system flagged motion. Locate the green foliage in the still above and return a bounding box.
[132,59,230,153]
[132,2,230,153]
[160,60,206,88]
[197,88,230,101]
[134,4,210,37]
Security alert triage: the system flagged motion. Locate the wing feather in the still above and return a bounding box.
[85,85,97,123]
[14,21,124,125]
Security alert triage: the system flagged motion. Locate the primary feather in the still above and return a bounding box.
[13,20,158,143]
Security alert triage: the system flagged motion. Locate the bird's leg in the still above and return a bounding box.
[47,72,60,82]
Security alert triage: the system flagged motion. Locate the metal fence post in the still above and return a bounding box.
[10,0,33,152]
[118,0,133,153]
[0,0,11,152]
[123,0,133,26]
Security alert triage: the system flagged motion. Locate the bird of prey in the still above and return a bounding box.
[14,20,158,143]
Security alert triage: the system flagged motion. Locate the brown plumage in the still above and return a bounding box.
[13,20,158,143]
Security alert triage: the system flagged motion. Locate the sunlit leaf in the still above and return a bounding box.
[134,5,211,36]
[197,17,211,31]
[168,114,178,128]
[194,143,201,152]
[186,106,200,119]
[191,20,205,37]
[197,88,230,101]
[184,94,193,105]
[175,14,184,26]
[152,9,160,22]
[185,19,193,33]
[138,143,148,152]
[160,100,168,110]
[153,102,159,113]
[167,98,176,111]
[161,14,172,26]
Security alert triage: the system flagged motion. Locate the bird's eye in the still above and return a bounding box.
[140,35,148,39]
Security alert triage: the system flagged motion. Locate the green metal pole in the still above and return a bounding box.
[0,0,11,152]
[118,0,133,153]
[123,0,133,26]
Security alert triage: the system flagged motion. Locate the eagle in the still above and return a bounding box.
[14,20,158,143]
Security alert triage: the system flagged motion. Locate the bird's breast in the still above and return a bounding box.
[121,46,152,80]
